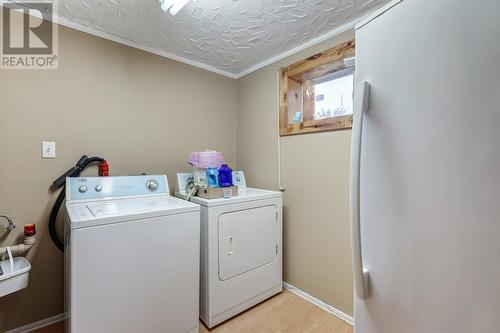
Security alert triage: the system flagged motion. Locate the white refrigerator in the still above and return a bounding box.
[351,1,500,332]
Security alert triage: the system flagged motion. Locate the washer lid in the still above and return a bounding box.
[87,198,176,217]
[175,187,282,207]
[66,196,200,229]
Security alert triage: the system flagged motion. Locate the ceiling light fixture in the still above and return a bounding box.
[159,0,191,15]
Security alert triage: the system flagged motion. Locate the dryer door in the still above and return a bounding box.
[218,205,278,281]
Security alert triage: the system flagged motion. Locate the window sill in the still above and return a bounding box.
[279,115,353,136]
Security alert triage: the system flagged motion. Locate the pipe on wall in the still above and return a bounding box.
[1,235,36,258]
[276,70,285,192]
[1,225,37,258]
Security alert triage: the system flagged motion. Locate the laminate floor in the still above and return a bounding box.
[31,289,352,333]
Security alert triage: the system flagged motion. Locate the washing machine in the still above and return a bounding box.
[65,175,200,333]
[176,173,282,328]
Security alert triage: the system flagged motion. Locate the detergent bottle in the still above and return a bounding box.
[218,164,233,187]
[206,168,220,188]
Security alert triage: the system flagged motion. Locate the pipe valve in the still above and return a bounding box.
[0,215,16,231]
[24,224,36,237]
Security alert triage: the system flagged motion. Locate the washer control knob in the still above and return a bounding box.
[146,180,159,192]
[79,186,88,193]
[95,185,103,192]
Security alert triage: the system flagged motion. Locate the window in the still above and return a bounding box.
[314,67,354,119]
[279,40,355,136]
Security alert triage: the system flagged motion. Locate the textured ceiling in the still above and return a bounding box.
[54,0,390,77]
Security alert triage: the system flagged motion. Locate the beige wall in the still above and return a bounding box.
[0,26,237,331]
[236,30,355,315]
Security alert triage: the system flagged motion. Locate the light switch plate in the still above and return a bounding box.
[42,141,56,159]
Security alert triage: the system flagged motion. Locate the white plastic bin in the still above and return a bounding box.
[0,248,31,297]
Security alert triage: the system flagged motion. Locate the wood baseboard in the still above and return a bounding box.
[282,282,354,326]
[4,313,67,333]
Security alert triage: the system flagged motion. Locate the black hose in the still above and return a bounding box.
[52,155,88,189]
[49,155,105,252]
[48,188,66,251]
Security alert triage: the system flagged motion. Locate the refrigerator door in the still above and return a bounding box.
[354,1,500,333]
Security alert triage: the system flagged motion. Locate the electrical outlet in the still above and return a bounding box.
[42,141,56,159]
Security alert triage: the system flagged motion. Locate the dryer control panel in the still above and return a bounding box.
[66,175,169,202]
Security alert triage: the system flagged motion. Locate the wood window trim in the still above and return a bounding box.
[279,40,355,136]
